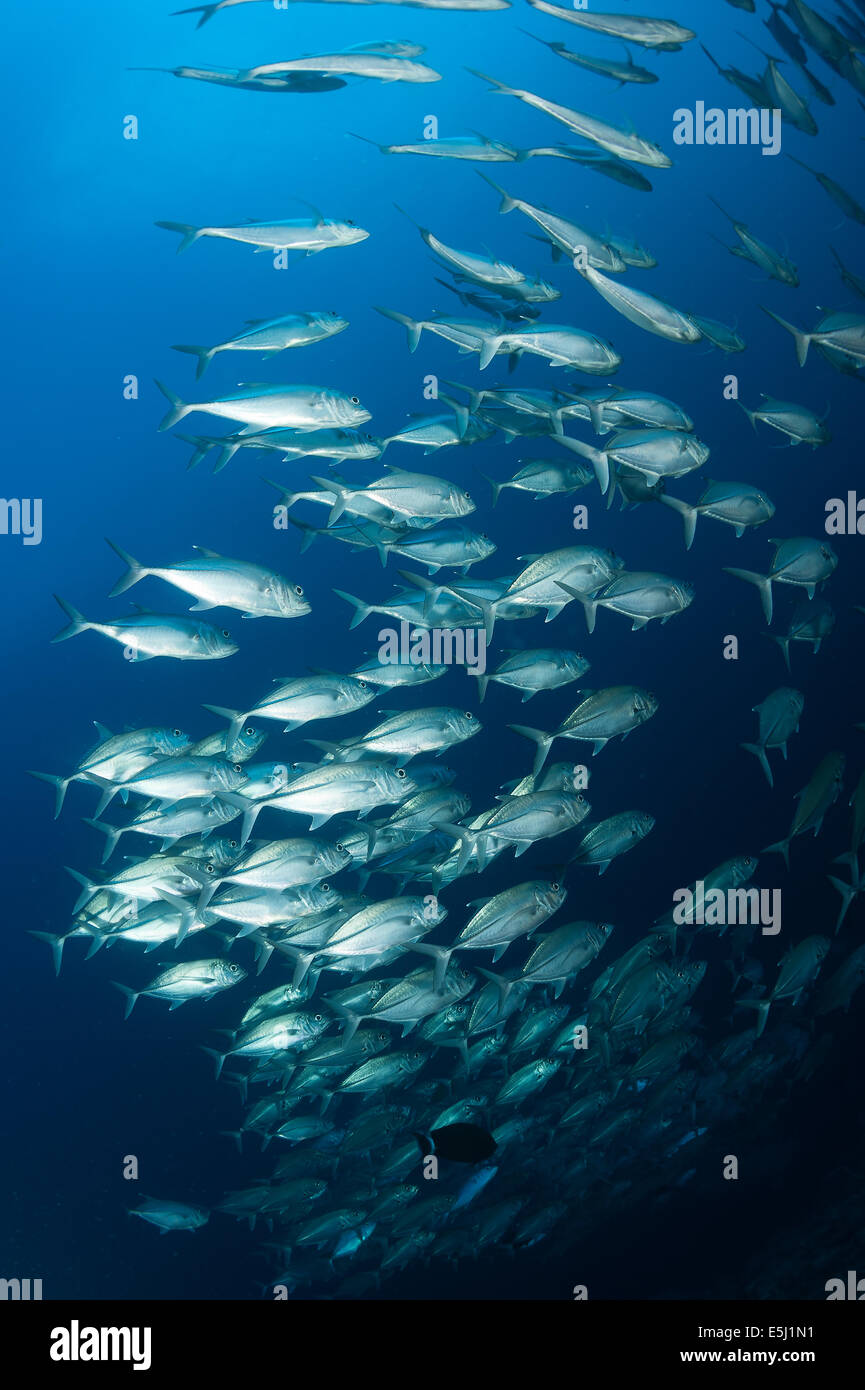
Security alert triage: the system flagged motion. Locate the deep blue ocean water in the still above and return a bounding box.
[3,0,864,1300]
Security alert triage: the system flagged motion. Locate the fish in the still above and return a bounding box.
[786,153,865,225]
[569,811,656,875]
[709,197,799,285]
[562,573,695,633]
[741,688,805,787]
[112,958,247,1018]
[764,752,846,867]
[51,598,238,661]
[156,205,370,254]
[724,538,838,624]
[479,174,627,273]
[353,132,520,161]
[737,937,831,1035]
[471,648,590,703]
[739,397,830,447]
[522,31,658,85]
[469,70,672,168]
[244,54,442,84]
[155,381,371,433]
[171,312,349,379]
[660,481,776,548]
[130,1198,209,1234]
[512,686,658,769]
[106,542,311,619]
[525,1,696,51]
[574,264,702,344]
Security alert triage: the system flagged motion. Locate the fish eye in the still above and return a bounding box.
[321,883,331,893]
[222,629,231,638]
[173,728,182,736]
[233,763,242,773]
[230,840,238,849]
[397,768,406,778]
[379,1032,388,1042]
[347,219,354,226]
[358,680,368,689]
[314,1013,323,1022]
[295,585,304,596]
[245,727,255,737]
[351,396,360,405]
[464,711,474,719]
[229,963,240,973]
[205,863,215,874]
[551,882,560,892]
[336,842,345,852]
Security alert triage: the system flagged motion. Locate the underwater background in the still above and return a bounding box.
[2,0,864,1299]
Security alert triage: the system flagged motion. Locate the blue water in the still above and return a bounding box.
[3,0,864,1299]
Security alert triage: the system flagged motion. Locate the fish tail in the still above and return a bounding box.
[155,219,203,251]
[333,588,371,629]
[286,515,319,553]
[349,132,388,155]
[331,1002,363,1046]
[65,865,101,914]
[474,673,490,702]
[375,305,422,353]
[83,816,124,864]
[761,306,812,367]
[741,742,774,788]
[763,837,791,870]
[201,704,248,748]
[555,434,609,495]
[723,567,774,624]
[828,875,859,933]
[51,594,93,644]
[310,473,347,525]
[171,343,216,381]
[111,981,139,1021]
[477,171,517,213]
[175,432,213,470]
[481,473,504,507]
[213,440,243,474]
[409,941,454,991]
[106,538,150,597]
[201,1045,226,1080]
[171,3,220,27]
[438,392,469,437]
[450,584,496,641]
[738,400,758,432]
[734,997,771,1038]
[29,930,68,977]
[475,966,514,1019]
[556,580,599,635]
[766,633,792,672]
[509,724,553,777]
[467,68,515,97]
[154,379,189,431]
[28,769,74,819]
[658,494,698,549]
